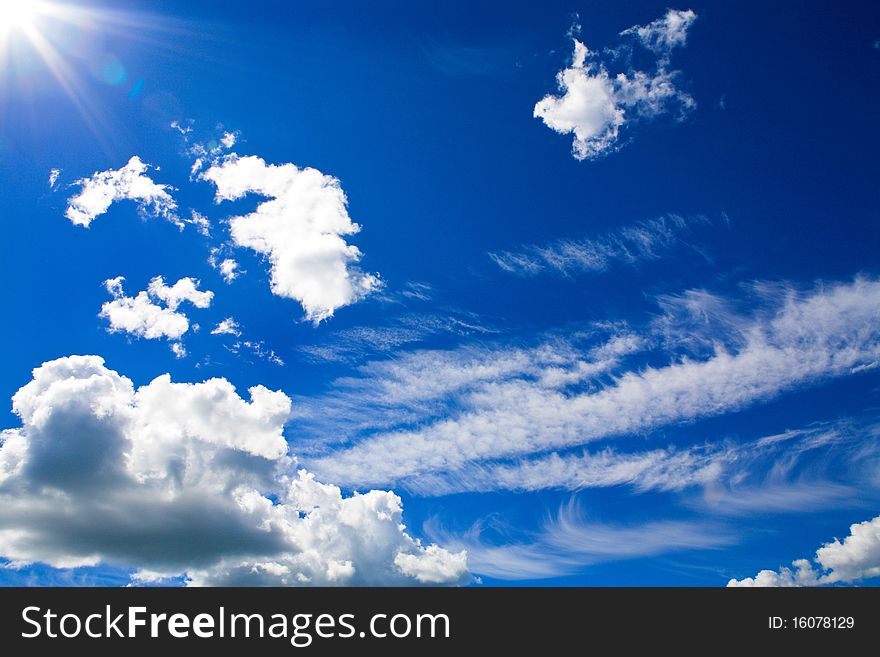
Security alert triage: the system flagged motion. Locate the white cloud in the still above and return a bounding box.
[621,8,697,54]
[64,156,178,228]
[388,417,878,508]
[728,515,880,586]
[534,10,696,160]
[399,281,433,301]
[218,259,238,282]
[0,356,468,586]
[428,500,730,580]
[200,154,381,323]
[293,329,642,446]
[298,312,496,364]
[100,277,191,342]
[100,276,213,352]
[147,276,214,311]
[182,210,211,237]
[212,317,241,336]
[48,168,60,190]
[305,278,880,487]
[208,248,240,283]
[225,340,285,367]
[220,131,237,148]
[489,214,705,276]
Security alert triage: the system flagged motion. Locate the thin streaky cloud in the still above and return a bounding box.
[488,214,709,277]
[427,500,732,581]
[305,278,880,487]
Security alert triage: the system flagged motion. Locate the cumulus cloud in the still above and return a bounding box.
[147,276,214,311]
[0,356,468,586]
[303,278,880,487]
[534,9,696,160]
[728,515,880,586]
[200,154,381,323]
[489,214,708,276]
[64,156,178,228]
[100,276,213,352]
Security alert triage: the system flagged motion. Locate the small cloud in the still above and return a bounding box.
[100,275,213,355]
[48,168,61,190]
[226,339,284,366]
[400,281,433,302]
[211,317,241,337]
[208,248,240,283]
[489,214,710,277]
[181,210,211,237]
[535,9,697,160]
[170,120,193,134]
[65,156,178,228]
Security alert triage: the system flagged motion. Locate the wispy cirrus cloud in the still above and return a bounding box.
[297,311,497,365]
[291,326,644,453]
[427,500,731,580]
[303,278,880,488]
[488,214,712,277]
[402,419,880,504]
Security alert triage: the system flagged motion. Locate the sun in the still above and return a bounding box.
[0,0,41,36]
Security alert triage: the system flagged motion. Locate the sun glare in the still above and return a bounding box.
[0,0,40,35]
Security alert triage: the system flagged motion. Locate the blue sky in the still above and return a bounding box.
[0,0,879,586]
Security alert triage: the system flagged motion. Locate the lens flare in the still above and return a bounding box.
[1,1,189,154]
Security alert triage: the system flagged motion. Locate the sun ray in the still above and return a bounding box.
[17,18,116,154]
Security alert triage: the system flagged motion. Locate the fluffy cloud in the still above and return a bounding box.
[304,278,880,487]
[534,9,696,160]
[200,154,381,322]
[64,156,178,228]
[100,276,213,351]
[147,276,214,311]
[728,515,880,586]
[0,356,468,586]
